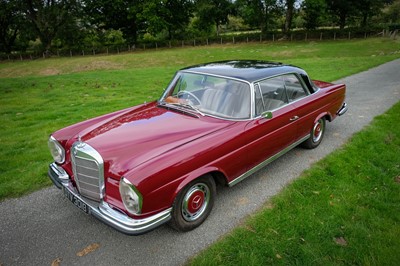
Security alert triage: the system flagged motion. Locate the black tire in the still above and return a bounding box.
[169,175,216,232]
[301,117,326,149]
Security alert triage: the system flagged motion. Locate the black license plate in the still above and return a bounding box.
[63,187,90,214]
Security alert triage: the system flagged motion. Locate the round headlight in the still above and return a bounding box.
[48,136,65,164]
[119,177,143,215]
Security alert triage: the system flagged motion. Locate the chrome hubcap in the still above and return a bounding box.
[312,119,324,143]
[181,183,210,222]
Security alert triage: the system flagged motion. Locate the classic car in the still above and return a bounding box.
[48,60,347,234]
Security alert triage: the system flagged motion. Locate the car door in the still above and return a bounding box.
[243,75,299,171]
[283,73,318,140]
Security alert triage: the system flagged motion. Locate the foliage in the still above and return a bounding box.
[195,0,234,36]
[235,0,282,32]
[25,0,81,54]
[0,0,397,54]
[0,0,26,53]
[302,0,328,30]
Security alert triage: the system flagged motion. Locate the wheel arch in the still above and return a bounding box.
[315,112,332,123]
[172,167,228,200]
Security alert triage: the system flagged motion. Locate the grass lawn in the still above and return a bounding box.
[0,37,399,201]
[189,101,400,266]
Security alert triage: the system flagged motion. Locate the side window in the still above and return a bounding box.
[283,74,308,102]
[255,76,288,115]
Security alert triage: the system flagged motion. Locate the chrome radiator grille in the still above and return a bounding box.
[71,142,104,202]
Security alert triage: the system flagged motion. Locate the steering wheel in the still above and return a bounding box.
[177,91,202,105]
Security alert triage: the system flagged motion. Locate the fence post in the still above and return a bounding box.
[169,41,171,48]
[334,32,336,40]
[305,32,307,41]
[260,35,262,42]
[107,47,109,55]
[117,47,120,54]
[82,50,85,56]
[70,50,72,57]
[220,37,223,44]
[156,43,158,50]
[348,32,351,39]
[20,54,23,61]
[93,48,95,55]
[364,32,367,39]
[247,37,248,43]
[290,34,293,41]
[273,34,275,42]
[320,32,323,40]
[193,39,196,46]
[182,40,184,47]
[207,38,209,45]
[233,36,235,44]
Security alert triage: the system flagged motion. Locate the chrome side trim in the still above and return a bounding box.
[228,135,310,187]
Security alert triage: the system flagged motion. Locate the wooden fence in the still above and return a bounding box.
[1,29,396,61]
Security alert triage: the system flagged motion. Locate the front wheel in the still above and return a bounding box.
[169,175,216,232]
[301,117,326,149]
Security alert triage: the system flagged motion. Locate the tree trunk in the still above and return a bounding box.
[339,11,347,30]
[284,0,295,34]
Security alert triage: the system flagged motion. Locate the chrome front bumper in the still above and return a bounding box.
[48,163,172,235]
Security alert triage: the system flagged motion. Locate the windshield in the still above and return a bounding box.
[160,72,251,119]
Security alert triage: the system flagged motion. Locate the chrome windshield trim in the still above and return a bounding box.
[228,134,310,187]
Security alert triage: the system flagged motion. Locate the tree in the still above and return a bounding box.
[326,0,358,29]
[139,0,193,40]
[356,0,388,27]
[235,0,280,32]
[0,0,24,53]
[382,0,400,23]
[25,0,80,53]
[195,0,234,36]
[83,0,143,44]
[302,0,327,29]
[283,0,296,33]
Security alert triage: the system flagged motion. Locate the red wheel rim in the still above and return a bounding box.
[181,183,210,222]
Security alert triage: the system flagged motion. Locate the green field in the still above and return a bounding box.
[0,38,399,201]
[189,101,400,266]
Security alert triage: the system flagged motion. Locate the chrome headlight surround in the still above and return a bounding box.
[119,177,143,215]
[48,135,65,164]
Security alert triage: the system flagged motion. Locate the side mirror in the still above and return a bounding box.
[261,111,273,119]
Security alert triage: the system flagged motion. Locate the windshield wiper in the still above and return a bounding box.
[177,102,205,116]
[159,101,205,116]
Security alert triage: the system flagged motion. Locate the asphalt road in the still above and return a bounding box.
[1,59,399,266]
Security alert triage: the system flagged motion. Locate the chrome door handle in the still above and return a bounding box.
[290,116,299,121]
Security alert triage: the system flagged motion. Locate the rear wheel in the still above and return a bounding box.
[169,175,216,232]
[301,117,326,149]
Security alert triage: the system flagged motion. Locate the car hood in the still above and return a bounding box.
[78,103,234,177]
